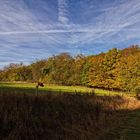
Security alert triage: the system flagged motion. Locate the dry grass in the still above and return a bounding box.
[0,93,140,140]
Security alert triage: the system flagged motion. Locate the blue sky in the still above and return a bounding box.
[0,0,140,68]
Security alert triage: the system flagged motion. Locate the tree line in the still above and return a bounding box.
[0,45,140,92]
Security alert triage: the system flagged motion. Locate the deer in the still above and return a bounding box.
[36,82,44,95]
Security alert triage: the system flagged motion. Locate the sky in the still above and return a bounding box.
[0,0,140,68]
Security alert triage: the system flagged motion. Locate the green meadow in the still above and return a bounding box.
[0,82,124,96]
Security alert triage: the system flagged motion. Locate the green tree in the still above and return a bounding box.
[43,53,75,85]
[16,66,32,81]
[31,60,47,82]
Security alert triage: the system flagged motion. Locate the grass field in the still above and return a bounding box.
[0,82,125,96]
[0,92,140,140]
[0,82,140,140]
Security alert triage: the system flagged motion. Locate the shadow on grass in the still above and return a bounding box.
[0,86,72,95]
[0,92,140,140]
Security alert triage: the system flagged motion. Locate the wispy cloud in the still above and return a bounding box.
[58,0,69,24]
[0,0,140,68]
[1,28,140,35]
